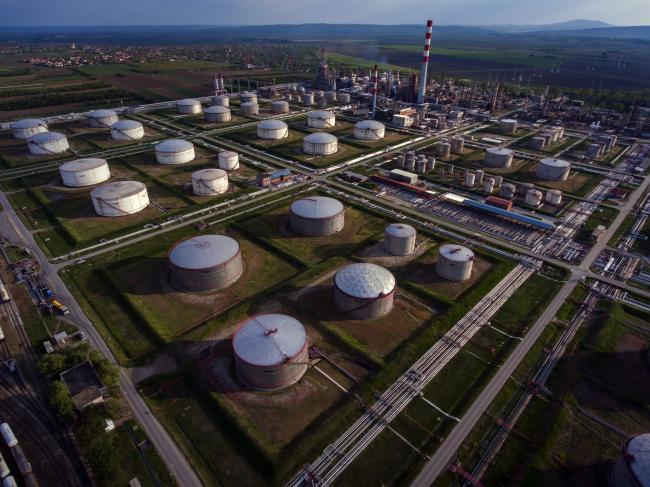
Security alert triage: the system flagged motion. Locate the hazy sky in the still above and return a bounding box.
[1,0,648,26]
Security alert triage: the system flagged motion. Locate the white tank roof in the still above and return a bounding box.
[501,118,517,123]
[386,223,416,238]
[258,119,287,129]
[625,434,650,487]
[11,118,47,129]
[28,131,66,143]
[219,150,237,158]
[539,157,570,168]
[169,235,239,270]
[439,244,474,262]
[486,147,513,156]
[291,196,343,219]
[91,180,145,199]
[356,120,385,130]
[204,105,230,113]
[308,110,334,118]
[304,132,337,144]
[335,263,395,299]
[241,101,258,107]
[233,314,307,367]
[88,109,117,118]
[111,119,142,130]
[177,98,201,106]
[155,139,193,153]
[192,168,227,181]
[59,158,107,172]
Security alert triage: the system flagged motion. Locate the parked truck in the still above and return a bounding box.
[50,299,69,316]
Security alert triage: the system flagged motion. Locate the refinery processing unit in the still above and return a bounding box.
[0,14,648,487]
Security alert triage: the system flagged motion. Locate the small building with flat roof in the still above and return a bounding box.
[60,361,106,410]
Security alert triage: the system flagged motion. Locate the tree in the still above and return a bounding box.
[38,353,67,376]
[50,380,75,421]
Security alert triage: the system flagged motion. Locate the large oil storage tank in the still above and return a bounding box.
[337,92,350,103]
[10,118,48,140]
[436,244,474,282]
[451,137,465,154]
[155,139,195,164]
[271,100,290,114]
[303,132,338,155]
[218,151,239,171]
[499,118,518,134]
[325,91,337,103]
[27,132,69,155]
[354,120,385,140]
[611,434,650,487]
[384,223,416,256]
[307,110,335,128]
[525,189,543,207]
[87,109,118,128]
[240,92,257,104]
[257,119,288,140]
[233,314,308,391]
[192,168,228,196]
[536,157,571,181]
[212,95,229,107]
[168,234,243,292]
[290,196,344,236]
[204,105,231,123]
[110,119,145,141]
[302,93,315,105]
[59,158,110,187]
[176,98,202,115]
[334,263,396,319]
[240,102,259,116]
[436,142,451,158]
[545,189,563,205]
[484,147,514,168]
[91,181,149,216]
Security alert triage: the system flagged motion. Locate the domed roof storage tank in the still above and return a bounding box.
[192,168,228,196]
[27,132,69,155]
[218,151,239,171]
[176,98,202,115]
[354,120,385,141]
[212,95,229,107]
[303,132,338,155]
[155,139,195,164]
[484,147,514,168]
[240,92,257,104]
[168,234,244,292]
[110,119,145,141]
[436,244,474,282]
[240,102,259,116]
[290,196,344,237]
[334,263,396,319]
[233,314,309,391]
[611,434,650,487]
[204,105,231,123]
[257,119,288,140]
[271,100,289,114]
[87,109,119,128]
[536,158,571,181]
[91,181,149,216]
[307,110,335,128]
[59,158,110,187]
[11,118,48,140]
[384,223,416,256]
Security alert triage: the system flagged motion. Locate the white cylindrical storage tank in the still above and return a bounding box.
[303,132,338,155]
[87,109,118,128]
[240,102,259,116]
[240,92,257,104]
[384,223,416,256]
[611,434,650,487]
[525,189,543,207]
[337,92,350,103]
[10,118,48,140]
[27,132,69,155]
[176,98,202,115]
[257,119,288,140]
[465,172,476,188]
[212,95,229,107]
[168,234,243,292]
[218,151,240,171]
[325,91,337,103]
[91,181,149,217]
[483,177,495,193]
[59,158,110,187]
[475,169,484,184]
[192,168,228,196]
[451,137,464,154]
[204,105,231,123]
[155,139,195,164]
[427,157,436,172]
[436,244,474,282]
[354,120,385,141]
[436,142,451,158]
[494,175,504,187]
[290,196,344,236]
[545,189,563,205]
[484,147,513,168]
[302,93,315,105]
[271,100,289,114]
[500,118,517,134]
[307,110,335,128]
[110,119,144,141]
[233,314,308,391]
[536,158,570,181]
[334,263,396,319]
[0,424,17,448]
[530,137,546,150]
[519,182,534,196]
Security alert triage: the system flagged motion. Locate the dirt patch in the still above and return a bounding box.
[357,237,434,267]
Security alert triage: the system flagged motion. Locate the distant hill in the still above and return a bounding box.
[488,19,614,33]
[527,25,650,40]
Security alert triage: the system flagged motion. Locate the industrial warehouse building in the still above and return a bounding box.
[354,120,385,140]
[334,263,396,319]
[257,119,288,140]
[91,181,149,217]
[307,110,335,128]
[384,223,417,256]
[303,132,338,155]
[176,98,202,115]
[233,314,309,391]
[155,139,195,164]
[290,196,344,236]
[192,168,229,196]
[59,158,110,187]
[436,244,474,282]
[168,234,244,292]
[110,119,145,141]
[204,105,231,123]
[87,109,119,128]
[27,132,69,155]
[536,158,571,181]
[10,118,48,140]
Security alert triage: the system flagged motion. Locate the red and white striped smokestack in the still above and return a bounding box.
[417,19,433,105]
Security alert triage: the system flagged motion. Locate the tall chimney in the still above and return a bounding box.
[417,20,433,105]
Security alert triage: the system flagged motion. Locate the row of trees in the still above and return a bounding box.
[0,88,137,111]
[0,81,110,99]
